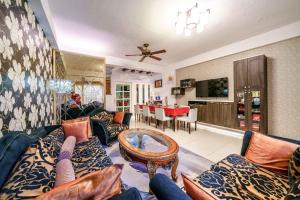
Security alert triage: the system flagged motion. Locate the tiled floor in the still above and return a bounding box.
[130,118,243,163]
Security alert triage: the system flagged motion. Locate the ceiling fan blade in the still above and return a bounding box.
[150,55,162,61]
[137,46,145,53]
[139,56,146,62]
[125,54,142,56]
[150,49,166,55]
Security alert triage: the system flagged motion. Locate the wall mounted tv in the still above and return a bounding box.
[196,77,228,97]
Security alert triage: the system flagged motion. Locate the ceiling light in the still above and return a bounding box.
[175,3,210,36]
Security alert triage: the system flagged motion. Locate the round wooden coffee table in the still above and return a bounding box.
[118,128,179,181]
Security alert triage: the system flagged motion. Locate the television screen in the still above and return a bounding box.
[196,80,208,97]
[196,78,228,97]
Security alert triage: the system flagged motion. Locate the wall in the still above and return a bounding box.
[0,0,53,136]
[176,36,300,139]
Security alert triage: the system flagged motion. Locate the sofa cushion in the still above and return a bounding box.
[55,136,76,187]
[182,173,215,200]
[62,116,92,138]
[107,124,129,138]
[92,111,114,125]
[36,165,123,200]
[286,178,300,200]
[114,111,125,124]
[71,136,113,178]
[62,120,89,144]
[289,147,300,186]
[0,132,33,188]
[192,154,289,200]
[0,128,64,199]
[245,132,299,174]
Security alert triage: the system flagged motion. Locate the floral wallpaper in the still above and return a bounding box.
[0,0,53,136]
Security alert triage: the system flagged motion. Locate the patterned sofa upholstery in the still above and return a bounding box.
[0,126,141,200]
[150,131,300,200]
[91,110,132,145]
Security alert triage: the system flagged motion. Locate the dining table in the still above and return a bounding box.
[139,105,190,131]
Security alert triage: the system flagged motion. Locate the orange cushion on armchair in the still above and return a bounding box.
[114,112,125,124]
[245,132,299,174]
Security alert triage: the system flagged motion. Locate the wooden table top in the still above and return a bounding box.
[118,128,179,161]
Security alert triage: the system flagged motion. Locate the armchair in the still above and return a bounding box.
[92,110,132,145]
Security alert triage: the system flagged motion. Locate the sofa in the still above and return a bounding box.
[92,110,132,145]
[150,131,300,200]
[62,101,104,120]
[0,125,141,199]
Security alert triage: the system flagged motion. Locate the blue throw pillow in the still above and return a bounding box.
[0,132,33,188]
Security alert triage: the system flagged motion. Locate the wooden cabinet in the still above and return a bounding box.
[234,55,267,134]
[189,101,235,128]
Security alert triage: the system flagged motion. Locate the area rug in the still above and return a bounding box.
[106,142,214,200]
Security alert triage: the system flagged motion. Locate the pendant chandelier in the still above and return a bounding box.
[175,3,210,36]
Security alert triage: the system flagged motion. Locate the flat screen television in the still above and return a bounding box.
[196,78,228,97]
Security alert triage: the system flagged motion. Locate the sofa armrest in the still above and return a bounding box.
[111,188,142,200]
[123,113,132,126]
[150,174,191,200]
[91,119,109,145]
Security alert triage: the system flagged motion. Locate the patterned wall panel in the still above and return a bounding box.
[0,0,53,136]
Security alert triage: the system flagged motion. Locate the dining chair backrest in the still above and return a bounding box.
[143,106,150,117]
[155,107,165,121]
[188,108,198,122]
[134,105,140,114]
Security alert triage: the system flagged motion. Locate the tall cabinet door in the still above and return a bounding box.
[234,55,267,134]
[247,55,267,134]
[234,59,248,90]
[234,59,249,131]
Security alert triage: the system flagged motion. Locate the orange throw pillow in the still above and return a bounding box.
[114,112,125,124]
[36,164,123,200]
[62,121,89,144]
[245,132,299,174]
[62,116,92,138]
[182,174,216,200]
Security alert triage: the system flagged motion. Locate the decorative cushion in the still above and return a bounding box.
[55,136,76,187]
[114,112,125,124]
[62,116,92,138]
[289,147,300,186]
[107,124,129,138]
[286,178,300,200]
[62,121,89,144]
[245,132,299,174]
[0,132,33,188]
[92,111,114,125]
[36,165,123,200]
[191,154,289,200]
[60,136,76,156]
[72,137,113,178]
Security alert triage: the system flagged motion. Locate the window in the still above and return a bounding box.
[74,82,103,104]
[116,83,131,112]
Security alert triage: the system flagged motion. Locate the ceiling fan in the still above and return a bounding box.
[125,43,166,62]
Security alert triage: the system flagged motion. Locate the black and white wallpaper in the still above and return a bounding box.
[0,0,53,136]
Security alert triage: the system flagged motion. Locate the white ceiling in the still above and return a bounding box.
[45,0,300,67]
